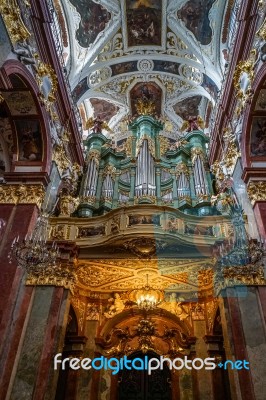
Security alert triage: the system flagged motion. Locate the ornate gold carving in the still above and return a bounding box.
[59,193,79,216]
[79,195,96,205]
[191,147,205,165]
[85,117,111,133]
[0,0,31,44]
[176,162,189,177]
[125,136,133,157]
[88,149,100,164]
[159,136,170,155]
[86,303,100,320]
[223,264,265,286]
[104,293,125,318]
[135,195,156,204]
[247,181,266,205]
[0,184,44,207]
[223,141,241,169]
[257,18,266,41]
[71,296,86,329]
[35,60,58,111]
[103,164,116,179]
[136,135,155,158]
[52,144,71,174]
[49,225,66,240]
[135,98,156,116]
[26,265,77,293]
[124,238,166,259]
[233,50,256,114]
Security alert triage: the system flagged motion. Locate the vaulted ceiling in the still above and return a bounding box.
[55,0,233,138]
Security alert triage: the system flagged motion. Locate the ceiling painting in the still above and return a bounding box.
[124,0,165,48]
[72,78,89,102]
[58,0,232,136]
[90,98,119,122]
[153,60,181,75]
[202,74,219,99]
[69,0,111,48]
[130,82,162,117]
[177,0,215,46]
[173,96,202,120]
[111,61,138,76]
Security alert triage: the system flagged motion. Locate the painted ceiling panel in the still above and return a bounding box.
[56,0,232,135]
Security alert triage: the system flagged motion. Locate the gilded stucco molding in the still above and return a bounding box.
[25,265,77,293]
[0,184,44,207]
[0,0,31,44]
[247,181,266,205]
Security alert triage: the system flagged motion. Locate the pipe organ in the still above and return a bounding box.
[78,116,214,217]
[135,139,156,197]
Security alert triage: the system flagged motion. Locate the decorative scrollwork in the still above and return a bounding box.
[0,0,31,44]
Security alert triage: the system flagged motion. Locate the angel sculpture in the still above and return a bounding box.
[181,116,205,132]
[85,116,112,134]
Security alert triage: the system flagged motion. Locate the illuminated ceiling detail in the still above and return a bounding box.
[76,259,214,294]
[57,0,231,134]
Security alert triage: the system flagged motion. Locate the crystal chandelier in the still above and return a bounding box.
[9,212,59,271]
[131,275,164,312]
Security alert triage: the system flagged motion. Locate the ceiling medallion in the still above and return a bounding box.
[123,237,166,258]
[137,59,154,72]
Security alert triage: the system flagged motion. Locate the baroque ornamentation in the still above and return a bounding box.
[35,59,58,111]
[0,0,31,44]
[103,164,116,179]
[159,136,170,155]
[0,184,44,207]
[26,265,77,293]
[59,193,79,216]
[175,162,189,177]
[104,293,125,318]
[191,147,205,165]
[247,181,266,205]
[233,50,256,113]
[52,144,71,174]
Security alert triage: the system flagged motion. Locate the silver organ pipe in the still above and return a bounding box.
[177,172,190,198]
[84,158,98,197]
[135,139,155,197]
[193,155,208,196]
[102,174,114,199]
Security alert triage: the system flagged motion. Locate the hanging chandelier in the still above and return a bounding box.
[129,274,164,312]
[9,213,59,272]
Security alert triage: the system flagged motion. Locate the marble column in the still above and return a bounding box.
[2,286,71,400]
[219,286,266,400]
[193,320,214,400]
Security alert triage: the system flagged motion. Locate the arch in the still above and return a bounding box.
[0,60,52,177]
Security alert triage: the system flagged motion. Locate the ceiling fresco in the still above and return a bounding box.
[68,0,111,47]
[125,0,163,47]
[173,96,202,120]
[90,98,119,122]
[177,0,216,46]
[57,0,232,135]
[130,82,162,117]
